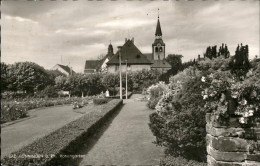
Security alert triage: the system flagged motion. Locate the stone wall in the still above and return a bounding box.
[206,113,260,166]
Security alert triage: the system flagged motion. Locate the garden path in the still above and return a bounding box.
[79,94,164,165]
[1,105,88,159]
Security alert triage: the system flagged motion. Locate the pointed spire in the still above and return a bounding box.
[155,18,162,36]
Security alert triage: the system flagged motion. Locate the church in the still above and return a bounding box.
[84,15,171,74]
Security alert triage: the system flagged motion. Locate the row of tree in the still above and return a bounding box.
[1,62,65,93]
[165,43,254,82]
[1,61,161,98]
[204,43,230,59]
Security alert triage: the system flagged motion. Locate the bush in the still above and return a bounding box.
[149,67,207,161]
[160,156,207,166]
[146,82,168,109]
[93,98,110,105]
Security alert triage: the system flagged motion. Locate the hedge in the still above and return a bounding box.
[2,99,123,166]
[160,156,207,166]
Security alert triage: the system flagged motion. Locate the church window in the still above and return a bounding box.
[155,47,158,52]
[159,47,162,52]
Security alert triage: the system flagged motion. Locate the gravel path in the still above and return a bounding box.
[1,104,90,159]
[79,94,164,165]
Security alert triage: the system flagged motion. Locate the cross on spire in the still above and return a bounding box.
[158,8,160,19]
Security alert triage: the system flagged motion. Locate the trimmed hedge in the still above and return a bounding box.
[93,98,111,105]
[2,99,123,166]
[160,156,207,166]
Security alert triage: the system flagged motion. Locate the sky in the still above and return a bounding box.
[1,0,260,73]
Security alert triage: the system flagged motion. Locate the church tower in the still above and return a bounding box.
[152,10,165,60]
[107,41,114,59]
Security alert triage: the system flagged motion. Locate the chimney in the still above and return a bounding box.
[125,38,127,43]
[131,37,134,44]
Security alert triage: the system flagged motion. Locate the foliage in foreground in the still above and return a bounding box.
[146,82,168,109]
[148,54,260,162]
[149,67,206,161]
[160,156,206,166]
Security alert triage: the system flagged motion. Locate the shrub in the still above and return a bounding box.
[160,156,207,166]
[146,81,168,109]
[149,67,207,161]
[93,98,110,105]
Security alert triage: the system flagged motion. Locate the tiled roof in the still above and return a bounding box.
[107,40,152,65]
[151,60,171,68]
[84,60,101,70]
[143,53,153,61]
[57,64,76,75]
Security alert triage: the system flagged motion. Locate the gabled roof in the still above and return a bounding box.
[143,53,153,61]
[155,18,162,36]
[84,60,101,70]
[151,60,171,68]
[107,40,152,65]
[57,64,76,75]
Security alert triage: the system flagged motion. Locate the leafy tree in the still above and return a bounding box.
[46,69,66,85]
[1,62,10,92]
[55,75,69,91]
[218,43,230,58]
[229,43,251,78]
[166,54,183,76]
[8,62,51,93]
[102,73,119,96]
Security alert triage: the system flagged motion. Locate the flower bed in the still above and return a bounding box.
[2,99,123,166]
[1,97,93,123]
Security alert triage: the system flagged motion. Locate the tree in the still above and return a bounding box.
[8,62,51,93]
[46,69,66,85]
[1,62,10,92]
[229,43,251,78]
[165,54,183,78]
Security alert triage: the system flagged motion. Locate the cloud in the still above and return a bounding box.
[1,0,259,73]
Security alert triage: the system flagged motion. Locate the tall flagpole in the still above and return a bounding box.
[118,46,123,99]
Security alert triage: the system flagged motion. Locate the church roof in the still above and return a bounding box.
[107,40,152,65]
[152,38,165,46]
[155,18,162,36]
[151,60,171,68]
[143,53,153,61]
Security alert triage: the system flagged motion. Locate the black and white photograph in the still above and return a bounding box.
[1,0,260,165]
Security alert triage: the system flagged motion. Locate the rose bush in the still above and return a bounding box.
[201,62,260,126]
[147,81,168,109]
[149,67,206,161]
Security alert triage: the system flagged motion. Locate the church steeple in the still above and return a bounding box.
[155,9,162,37]
[108,40,113,54]
[152,9,165,60]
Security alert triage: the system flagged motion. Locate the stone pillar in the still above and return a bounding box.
[206,113,260,166]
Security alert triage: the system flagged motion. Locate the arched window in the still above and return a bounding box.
[155,47,158,52]
[159,47,163,52]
